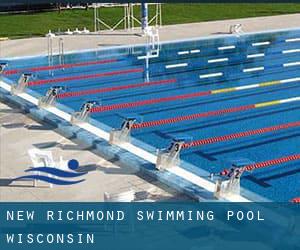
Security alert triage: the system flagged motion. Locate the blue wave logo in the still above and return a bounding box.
[13,159,86,185]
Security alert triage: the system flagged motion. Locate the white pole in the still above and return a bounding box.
[141,3,149,32]
[94,5,97,32]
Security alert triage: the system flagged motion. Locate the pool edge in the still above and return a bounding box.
[0,84,220,202]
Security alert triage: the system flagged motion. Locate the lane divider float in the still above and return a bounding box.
[3,59,118,75]
[220,154,300,175]
[182,121,300,148]
[57,78,177,99]
[131,96,300,129]
[291,197,300,203]
[28,68,143,86]
[90,77,300,114]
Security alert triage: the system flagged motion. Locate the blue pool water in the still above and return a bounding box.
[2,28,300,201]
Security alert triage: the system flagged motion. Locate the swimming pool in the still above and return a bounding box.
[1,28,300,202]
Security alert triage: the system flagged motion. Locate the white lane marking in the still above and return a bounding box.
[178,49,200,55]
[282,49,300,54]
[137,54,159,60]
[280,97,300,103]
[200,72,223,78]
[247,53,265,58]
[252,41,270,46]
[235,84,260,90]
[243,67,264,73]
[283,61,300,67]
[218,45,235,50]
[178,51,189,55]
[280,77,300,83]
[285,38,300,43]
[208,58,228,63]
[166,63,188,69]
[190,49,200,54]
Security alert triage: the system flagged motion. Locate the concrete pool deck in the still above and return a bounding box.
[0,101,191,201]
[0,14,299,201]
[0,13,299,58]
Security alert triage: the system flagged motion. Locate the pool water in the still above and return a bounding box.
[2,28,300,201]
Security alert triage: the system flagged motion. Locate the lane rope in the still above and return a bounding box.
[57,78,177,98]
[28,68,143,86]
[291,197,300,203]
[131,96,300,129]
[90,77,300,113]
[242,154,300,172]
[182,121,300,148]
[91,90,212,112]
[219,154,300,178]
[133,105,254,129]
[3,59,118,75]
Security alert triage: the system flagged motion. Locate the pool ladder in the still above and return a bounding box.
[58,38,65,69]
[47,36,65,75]
[47,36,53,75]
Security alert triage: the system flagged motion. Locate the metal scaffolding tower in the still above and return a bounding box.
[93,3,162,32]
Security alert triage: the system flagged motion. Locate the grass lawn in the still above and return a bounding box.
[0,3,299,39]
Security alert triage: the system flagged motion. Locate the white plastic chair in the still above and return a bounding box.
[28,148,56,188]
[45,30,55,38]
[229,24,243,35]
[65,29,73,35]
[73,28,82,34]
[82,27,90,34]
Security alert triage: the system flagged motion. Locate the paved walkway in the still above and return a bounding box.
[1,14,299,58]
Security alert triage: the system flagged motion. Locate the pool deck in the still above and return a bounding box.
[0,14,299,202]
[1,13,299,58]
[0,101,191,201]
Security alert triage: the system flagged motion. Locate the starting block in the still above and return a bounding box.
[214,170,242,199]
[11,73,32,95]
[71,101,99,124]
[156,135,192,170]
[214,158,254,199]
[38,86,65,108]
[109,114,143,145]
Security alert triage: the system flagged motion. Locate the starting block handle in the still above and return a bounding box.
[121,117,136,130]
[0,62,8,74]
